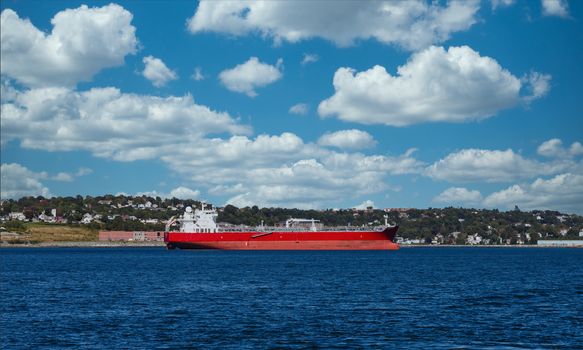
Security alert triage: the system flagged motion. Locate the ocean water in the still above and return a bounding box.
[1,248,582,349]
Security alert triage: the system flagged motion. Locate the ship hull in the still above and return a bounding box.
[165,227,399,250]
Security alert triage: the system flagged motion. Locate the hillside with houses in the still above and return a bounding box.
[1,195,582,245]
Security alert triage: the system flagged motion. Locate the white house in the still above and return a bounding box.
[8,212,26,221]
[38,213,55,223]
[466,234,483,245]
[81,213,93,224]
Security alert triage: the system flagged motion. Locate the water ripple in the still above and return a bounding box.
[1,248,582,349]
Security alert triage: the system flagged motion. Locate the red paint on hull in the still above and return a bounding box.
[165,226,399,250]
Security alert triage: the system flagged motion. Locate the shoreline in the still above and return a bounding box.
[1,242,580,248]
[0,241,166,248]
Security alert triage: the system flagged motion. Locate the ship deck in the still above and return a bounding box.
[216,226,393,233]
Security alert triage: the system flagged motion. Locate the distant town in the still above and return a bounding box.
[1,195,582,246]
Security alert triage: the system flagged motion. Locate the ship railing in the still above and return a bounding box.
[216,226,387,232]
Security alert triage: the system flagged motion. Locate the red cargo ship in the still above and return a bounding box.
[164,204,399,250]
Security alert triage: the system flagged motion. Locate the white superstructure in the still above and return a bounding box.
[165,203,395,233]
[166,203,219,233]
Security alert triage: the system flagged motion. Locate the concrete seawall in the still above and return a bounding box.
[1,241,166,248]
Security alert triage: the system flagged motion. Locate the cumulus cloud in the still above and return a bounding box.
[169,186,201,200]
[0,163,93,198]
[164,133,422,184]
[301,53,319,65]
[1,163,51,199]
[136,186,201,200]
[483,173,583,214]
[289,103,309,115]
[142,56,178,87]
[317,129,377,150]
[161,133,423,208]
[1,80,424,208]
[433,187,483,205]
[0,4,137,87]
[1,80,425,208]
[187,1,479,50]
[354,200,375,210]
[222,158,388,209]
[541,0,569,18]
[219,57,283,97]
[319,46,550,126]
[426,148,574,183]
[1,82,426,208]
[0,85,251,161]
[537,138,583,158]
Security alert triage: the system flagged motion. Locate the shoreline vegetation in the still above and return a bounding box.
[0,241,165,248]
[1,241,580,248]
[2,195,583,247]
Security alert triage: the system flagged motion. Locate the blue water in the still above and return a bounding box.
[1,248,582,349]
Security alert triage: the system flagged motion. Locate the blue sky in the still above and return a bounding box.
[1,0,582,213]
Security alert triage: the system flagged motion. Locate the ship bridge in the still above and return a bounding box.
[176,203,219,233]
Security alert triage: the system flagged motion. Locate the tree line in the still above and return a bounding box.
[1,195,582,243]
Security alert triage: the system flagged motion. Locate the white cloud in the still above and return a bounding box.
[426,148,573,183]
[209,183,246,195]
[76,167,93,176]
[491,0,516,9]
[1,82,427,209]
[301,53,319,65]
[484,173,583,214]
[52,172,74,182]
[187,1,480,50]
[1,163,51,199]
[192,67,204,81]
[162,133,423,208]
[0,5,137,87]
[317,129,377,150]
[1,85,251,161]
[541,0,569,18]
[169,186,201,200]
[0,163,92,198]
[289,103,309,115]
[354,200,375,210]
[433,187,483,205]
[319,46,550,126]
[537,138,583,158]
[164,134,422,184]
[142,56,178,87]
[522,72,552,104]
[136,186,200,200]
[571,143,583,156]
[219,57,283,97]
[51,167,93,182]
[222,158,386,209]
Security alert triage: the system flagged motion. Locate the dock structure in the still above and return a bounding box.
[537,240,583,247]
